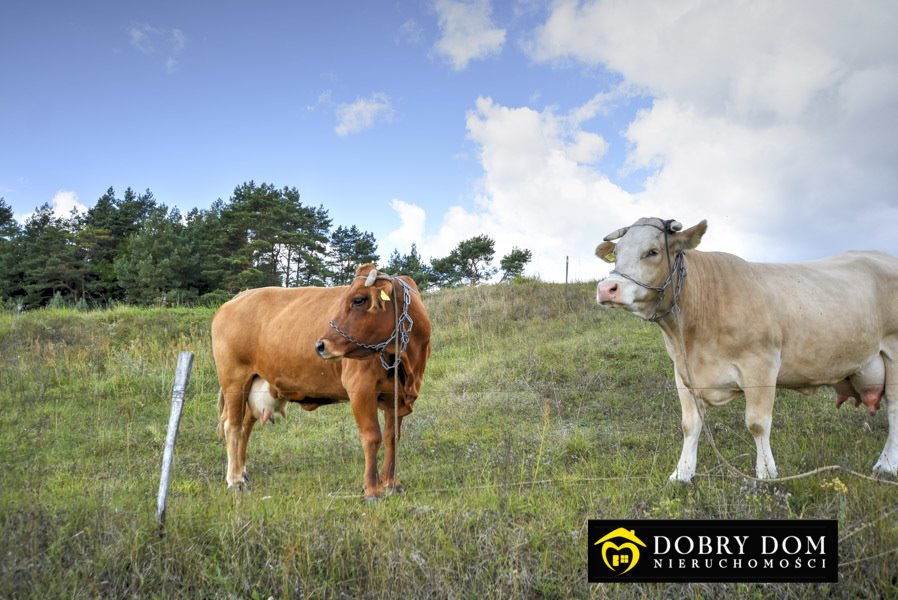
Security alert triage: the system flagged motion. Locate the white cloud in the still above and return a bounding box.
[128,23,187,73]
[335,92,394,136]
[307,89,333,112]
[397,18,425,45]
[387,199,426,248]
[433,0,506,70]
[169,28,187,54]
[523,0,898,263]
[388,95,636,281]
[527,0,851,118]
[51,190,87,217]
[17,190,87,224]
[386,1,898,281]
[129,24,155,55]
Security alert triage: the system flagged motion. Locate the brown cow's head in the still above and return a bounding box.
[316,263,432,416]
[596,217,707,321]
[316,264,407,361]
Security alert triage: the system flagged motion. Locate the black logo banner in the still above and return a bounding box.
[588,520,837,583]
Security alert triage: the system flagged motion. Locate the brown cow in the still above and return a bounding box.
[596,217,898,482]
[212,264,431,500]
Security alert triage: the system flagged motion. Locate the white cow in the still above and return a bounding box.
[596,217,898,482]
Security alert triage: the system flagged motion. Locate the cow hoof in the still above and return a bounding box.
[871,468,887,480]
[872,462,898,480]
[667,471,693,484]
[363,495,382,505]
[386,484,405,496]
[227,479,249,492]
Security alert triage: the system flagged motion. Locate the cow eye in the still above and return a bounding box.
[351,296,367,308]
[644,248,660,259]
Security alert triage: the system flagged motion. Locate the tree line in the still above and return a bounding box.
[0,181,531,308]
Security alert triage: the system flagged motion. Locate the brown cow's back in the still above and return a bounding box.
[212,286,350,402]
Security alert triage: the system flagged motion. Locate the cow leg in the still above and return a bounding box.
[873,353,898,477]
[670,369,704,483]
[350,391,384,500]
[382,406,404,493]
[220,376,253,490]
[744,386,778,479]
[239,408,257,483]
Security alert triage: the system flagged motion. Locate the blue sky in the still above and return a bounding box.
[3,1,898,281]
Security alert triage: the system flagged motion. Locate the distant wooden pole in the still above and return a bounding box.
[156,351,194,531]
[565,256,569,284]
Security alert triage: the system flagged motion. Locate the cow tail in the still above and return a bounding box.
[216,388,225,437]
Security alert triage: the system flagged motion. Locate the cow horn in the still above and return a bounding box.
[603,227,630,242]
[364,269,378,287]
[668,220,683,233]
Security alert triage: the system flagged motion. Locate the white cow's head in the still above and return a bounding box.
[596,217,707,320]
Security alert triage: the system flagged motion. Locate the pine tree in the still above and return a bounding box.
[0,198,22,302]
[328,225,379,285]
[114,206,199,305]
[499,247,532,282]
[214,182,333,289]
[385,243,433,290]
[17,205,85,306]
[431,235,497,287]
[80,187,156,302]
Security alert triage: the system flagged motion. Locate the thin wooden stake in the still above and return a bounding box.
[156,351,194,531]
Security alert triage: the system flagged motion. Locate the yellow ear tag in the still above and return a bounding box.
[604,253,616,262]
[380,290,390,301]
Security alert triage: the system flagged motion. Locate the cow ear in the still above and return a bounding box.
[679,220,707,250]
[368,282,394,312]
[595,241,617,263]
[381,281,394,305]
[367,288,385,313]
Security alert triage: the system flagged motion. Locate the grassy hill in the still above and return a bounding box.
[0,281,895,598]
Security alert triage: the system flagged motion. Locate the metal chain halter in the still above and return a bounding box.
[608,218,688,323]
[328,272,415,370]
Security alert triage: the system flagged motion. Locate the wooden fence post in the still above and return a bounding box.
[156,351,194,531]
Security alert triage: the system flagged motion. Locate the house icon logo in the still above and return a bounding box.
[594,527,647,575]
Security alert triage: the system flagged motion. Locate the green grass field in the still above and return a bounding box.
[1,281,896,598]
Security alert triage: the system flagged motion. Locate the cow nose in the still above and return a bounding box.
[598,281,619,303]
[315,340,326,357]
